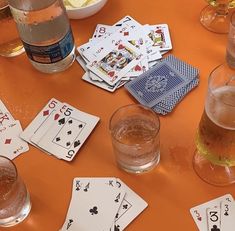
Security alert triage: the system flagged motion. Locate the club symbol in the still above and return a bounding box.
[89,206,98,215]
[224,211,229,216]
[78,124,83,128]
[56,137,61,142]
[68,120,73,124]
[66,142,71,147]
[123,204,128,210]
[115,193,121,203]
[211,225,220,231]
[67,130,72,135]
[58,118,65,125]
[84,183,90,192]
[66,219,73,229]
[74,140,80,148]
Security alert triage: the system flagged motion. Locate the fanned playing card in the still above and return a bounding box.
[36,103,100,161]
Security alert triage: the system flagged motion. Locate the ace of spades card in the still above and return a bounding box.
[36,103,100,161]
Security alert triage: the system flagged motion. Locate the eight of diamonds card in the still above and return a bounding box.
[36,103,100,161]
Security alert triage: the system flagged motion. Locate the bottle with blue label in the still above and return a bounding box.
[8,0,75,73]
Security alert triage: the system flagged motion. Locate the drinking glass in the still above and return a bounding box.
[0,0,24,57]
[193,63,235,186]
[109,104,160,174]
[200,0,235,34]
[0,156,31,227]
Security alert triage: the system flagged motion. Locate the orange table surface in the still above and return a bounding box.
[1,0,234,230]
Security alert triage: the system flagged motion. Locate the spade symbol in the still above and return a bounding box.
[66,142,71,147]
[74,140,81,148]
[211,225,220,231]
[67,130,72,135]
[114,225,120,231]
[89,206,98,215]
[58,118,65,125]
[56,137,61,142]
[68,120,73,124]
[79,124,83,128]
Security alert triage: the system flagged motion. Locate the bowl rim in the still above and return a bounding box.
[65,0,106,11]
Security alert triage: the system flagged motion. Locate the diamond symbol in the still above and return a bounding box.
[43,110,49,116]
[5,139,11,144]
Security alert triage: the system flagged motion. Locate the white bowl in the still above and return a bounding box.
[65,0,108,19]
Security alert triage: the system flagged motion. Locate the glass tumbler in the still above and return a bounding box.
[0,156,31,227]
[109,104,160,174]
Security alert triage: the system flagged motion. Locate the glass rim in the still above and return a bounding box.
[0,155,18,179]
[109,104,160,144]
[208,63,235,107]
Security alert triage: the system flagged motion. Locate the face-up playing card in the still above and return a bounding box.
[0,120,29,159]
[113,178,148,231]
[144,24,172,51]
[190,194,234,231]
[20,98,62,144]
[0,100,15,126]
[207,206,221,231]
[125,60,190,107]
[86,38,145,86]
[36,103,100,161]
[220,201,235,231]
[61,177,125,231]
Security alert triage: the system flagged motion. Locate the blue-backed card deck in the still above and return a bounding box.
[124,60,192,107]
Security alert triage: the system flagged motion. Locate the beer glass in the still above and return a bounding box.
[0,156,31,227]
[193,63,235,186]
[0,0,24,57]
[200,0,235,34]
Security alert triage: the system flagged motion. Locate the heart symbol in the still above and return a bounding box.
[134,65,142,71]
[118,44,125,50]
[54,113,60,120]
[197,217,202,221]
[108,71,115,77]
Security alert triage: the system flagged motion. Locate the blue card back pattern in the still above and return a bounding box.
[125,61,189,107]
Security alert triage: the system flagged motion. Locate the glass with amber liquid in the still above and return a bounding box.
[193,63,235,186]
[200,0,235,33]
[0,0,24,57]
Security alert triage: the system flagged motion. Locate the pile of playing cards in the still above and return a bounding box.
[76,15,172,92]
[20,98,99,161]
[0,100,29,159]
[125,54,200,115]
[60,177,148,231]
[190,194,235,231]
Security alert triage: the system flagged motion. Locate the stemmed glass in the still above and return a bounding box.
[193,63,235,186]
[200,0,235,33]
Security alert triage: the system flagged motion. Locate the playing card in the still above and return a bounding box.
[0,120,29,159]
[61,177,125,231]
[36,103,100,161]
[20,98,62,144]
[190,194,234,231]
[113,178,148,231]
[145,24,172,51]
[207,206,221,231]
[0,100,14,126]
[30,103,68,146]
[82,72,119,92]
[86,38,145,86]
[221,201,235,231]
[125,61,190,107]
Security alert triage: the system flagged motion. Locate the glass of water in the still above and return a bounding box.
[0,156,31,227]
[109,104,160,174]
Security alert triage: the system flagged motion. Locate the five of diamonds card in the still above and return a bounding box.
[20,98,100,161]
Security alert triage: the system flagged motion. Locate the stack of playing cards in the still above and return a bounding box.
[125,54,200,115]
[60,177,148,231]
[190,194,235,231]
[0,100,29,159]
[20,98,100,161]
[76,15,172,92]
